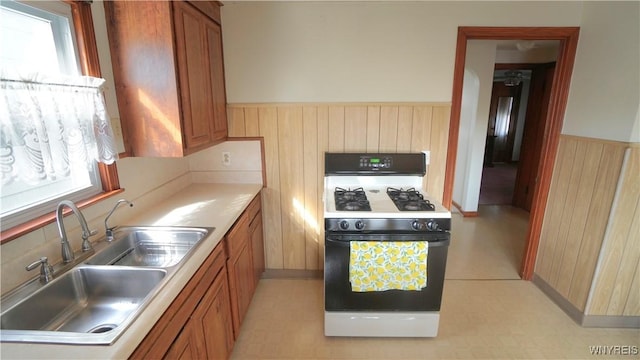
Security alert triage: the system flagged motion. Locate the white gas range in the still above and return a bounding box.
[323,153,451,337]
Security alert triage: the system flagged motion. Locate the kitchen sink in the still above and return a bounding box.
[0,266,165,344]
[0,226,215,344]
[86,226,210,267]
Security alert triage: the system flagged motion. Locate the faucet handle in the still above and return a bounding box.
[81,229,98,252]
[26,257,55,284]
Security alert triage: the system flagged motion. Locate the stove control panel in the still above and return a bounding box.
[325,218,451,232]
[325,153,426,175]
[359,155,392,169]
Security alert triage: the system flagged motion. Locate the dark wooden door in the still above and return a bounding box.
[486,81,522,164]
[513,62,556,211]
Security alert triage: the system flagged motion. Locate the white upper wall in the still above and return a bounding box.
[221,1,582,103]
[563,2,640,143]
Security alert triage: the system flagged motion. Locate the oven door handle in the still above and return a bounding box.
[325,236,450,247]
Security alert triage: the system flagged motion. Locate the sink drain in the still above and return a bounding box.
[88,324,117,334]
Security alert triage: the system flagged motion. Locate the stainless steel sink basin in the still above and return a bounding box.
[1,266,166,344]
[1,226,214,344]
[86,226,210,267]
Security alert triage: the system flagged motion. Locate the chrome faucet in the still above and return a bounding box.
[105,199,133,241]
[56,200,96,263]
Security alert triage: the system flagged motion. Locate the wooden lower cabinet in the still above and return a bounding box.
[166,266,234,359]
[164,322,201,360]
[131,195,264,359]
[130,242,233,360]
[226,193,264,338]
[250,215,264,288]
[226,241,255,338]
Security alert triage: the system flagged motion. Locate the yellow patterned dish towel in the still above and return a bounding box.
[349,241,428,292]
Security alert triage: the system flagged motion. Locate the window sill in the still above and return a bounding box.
[0,189,125,245]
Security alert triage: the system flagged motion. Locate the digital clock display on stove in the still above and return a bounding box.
[359,156,392,169]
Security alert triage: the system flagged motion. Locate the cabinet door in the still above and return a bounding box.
[164,323,202,360]
[173,2,214,151]
[250,214,264,287]
[192,266,235,360]
[227,242,255,338]
[206,20,228,142]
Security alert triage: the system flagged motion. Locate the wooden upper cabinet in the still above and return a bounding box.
[207,22,228,141]
[104,0,227,157]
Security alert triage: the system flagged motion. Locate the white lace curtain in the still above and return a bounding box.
[0,71,118,186]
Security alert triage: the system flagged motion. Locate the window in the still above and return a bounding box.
[0,0,120,241]
[1,1,80,76]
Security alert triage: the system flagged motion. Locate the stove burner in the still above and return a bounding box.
[344,202,365,211]
[403,202,422,211]
[335,187,371,211]
[386,187,435,211]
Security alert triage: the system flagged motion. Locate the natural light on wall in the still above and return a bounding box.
[292,198,319,236]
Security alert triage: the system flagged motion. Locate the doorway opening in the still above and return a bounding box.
[480,69,528,207]
[443,27,580,280]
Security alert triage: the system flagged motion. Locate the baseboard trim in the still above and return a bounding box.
[533,274,640,328]
[582,315,640,328]
[262,269,323,279]
[452,201,479,217]
[532,274,586,324]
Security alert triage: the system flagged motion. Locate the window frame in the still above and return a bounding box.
[0,0,122,244]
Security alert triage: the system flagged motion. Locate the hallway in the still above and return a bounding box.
[478,163,518,206]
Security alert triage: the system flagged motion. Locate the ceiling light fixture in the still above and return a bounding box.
[504,70,523,87]
[516,40,536,52]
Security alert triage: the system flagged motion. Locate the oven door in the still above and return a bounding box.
[324,232,449,312]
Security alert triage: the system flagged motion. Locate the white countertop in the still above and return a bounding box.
[0,183,262,360]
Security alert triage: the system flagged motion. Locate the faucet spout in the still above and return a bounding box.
[105,199,134,241]
[56,200,95,263]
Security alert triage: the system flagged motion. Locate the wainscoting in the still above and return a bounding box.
[227,103,451,270]
[534,134,639,322]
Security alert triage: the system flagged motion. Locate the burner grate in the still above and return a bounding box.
[386,187,435,211]
[335,187,371,211]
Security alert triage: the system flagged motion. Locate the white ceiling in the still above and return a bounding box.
[495,40,560,51]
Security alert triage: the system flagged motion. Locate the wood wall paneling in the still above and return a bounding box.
[302,107,319,270]
[535,135,633,314]
[567,144,626,309]
[548,140,586,288]
[328,106,345,152]
[258,107,284,269]
[427,106,450,204]
[587,147,640,316]
[227,107,245,137]
[244,107,260,136]
[277,107,306,269]
[366,106,381,152]
[379,106,399,152]
[228,103,450,271]
[316,106,329,266]
[555,142,602,295]
[397,106,414,152]
[344,106,367,152]
[536,138,577,283]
